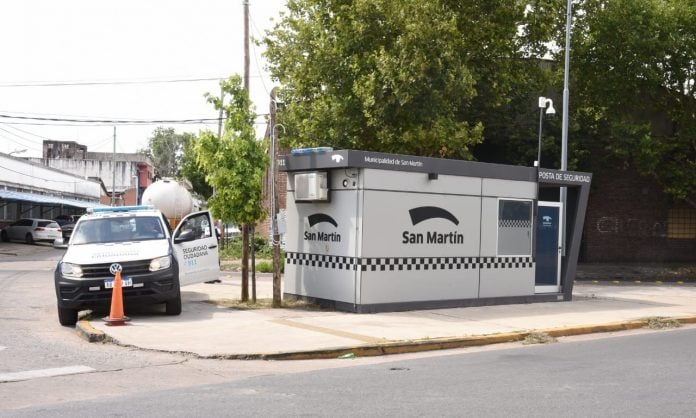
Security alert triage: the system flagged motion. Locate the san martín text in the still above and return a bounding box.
[304,231,465,244]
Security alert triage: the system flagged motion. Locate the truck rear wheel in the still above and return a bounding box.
[165,294,182,315]
[58,305,78,326]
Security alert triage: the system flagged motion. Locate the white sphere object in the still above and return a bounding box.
[141,179,194,221]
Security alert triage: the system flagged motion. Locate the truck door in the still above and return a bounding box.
[172,211,220,286]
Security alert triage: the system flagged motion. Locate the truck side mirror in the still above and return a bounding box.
[174,229,195,244]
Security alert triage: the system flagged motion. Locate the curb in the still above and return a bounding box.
[76,320,106,343]
[211,316,696,361]
[78,315,696,359]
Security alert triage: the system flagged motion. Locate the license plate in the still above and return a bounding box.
[104,277,133,289]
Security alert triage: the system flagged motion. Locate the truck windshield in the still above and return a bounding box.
[71,216,165,245]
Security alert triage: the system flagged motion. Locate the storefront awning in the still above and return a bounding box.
[0,190,106,209]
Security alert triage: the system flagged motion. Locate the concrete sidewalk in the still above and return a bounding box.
[80,275,696,359]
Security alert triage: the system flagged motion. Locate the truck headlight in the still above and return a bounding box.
[61,262,83,278]
[149,255,172,271]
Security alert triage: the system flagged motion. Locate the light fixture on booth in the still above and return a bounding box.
[536,97,556,168]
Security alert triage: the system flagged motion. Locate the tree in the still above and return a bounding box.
[264,0,559,159]
[139,127,184,179]
[179,132,214,200]
[140,128,213,199]
[194,75,268,302]
[561,0,695,206]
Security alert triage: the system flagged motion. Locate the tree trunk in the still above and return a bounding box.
[251,226,256,303]
[241,224,249,301]
[272,230,281,308]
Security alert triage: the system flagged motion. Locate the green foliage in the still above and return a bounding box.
[193,75,269,226]
[139,127,185,179]
[256,260,285,274]
[140,128,213,199]
[264,0,557,159]
[179,133,213,199]
[264,0,694,205]
[220,235,276,259]
[564,0,695,204]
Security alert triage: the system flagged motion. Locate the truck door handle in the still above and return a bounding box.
[208,244,218,249]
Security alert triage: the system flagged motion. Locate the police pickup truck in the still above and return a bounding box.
[54,205,219,326]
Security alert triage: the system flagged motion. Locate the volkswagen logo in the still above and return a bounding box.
[109,263,123,275]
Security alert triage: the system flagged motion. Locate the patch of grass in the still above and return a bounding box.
[522,331,557,345]
[205,298,325,311]
[220,258,284,273]
[645,316,682,329]
[219,236,280,259]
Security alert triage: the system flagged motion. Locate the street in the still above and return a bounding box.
[2,242,696,416]
[0,242,502,409]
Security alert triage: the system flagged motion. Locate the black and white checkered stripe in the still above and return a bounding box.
[499,219,531,228]
[285,252,360,270]
[285,252,533,271]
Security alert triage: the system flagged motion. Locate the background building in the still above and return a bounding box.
[0,152,103,227]
[29,140,154,206]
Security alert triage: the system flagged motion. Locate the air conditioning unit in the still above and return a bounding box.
[294,171,329,202]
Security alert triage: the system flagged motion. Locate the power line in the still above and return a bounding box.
[0,126,44,152]
[4,124,116,149]
[0,113,223,125]
[0,164,82,184]
[0,77,222,88]
[0,75,268,88]
[249,16,271,97]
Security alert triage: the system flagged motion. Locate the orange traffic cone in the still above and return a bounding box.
[103,270,130,326]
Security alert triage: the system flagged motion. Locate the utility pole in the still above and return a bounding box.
[217,84,225,140]
[243,0,250,92]
[216,83,225,250]
[111,126,116,206]
[560,0,573,256]
[270,88,281,308]
[239,0,251,302]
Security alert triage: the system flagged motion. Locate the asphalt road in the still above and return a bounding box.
[4,327,696,417]
[3,241,696,416]
[0,241,501,410]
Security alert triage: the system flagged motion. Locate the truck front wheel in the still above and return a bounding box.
[165,294,182,315]
[58,305,78,326]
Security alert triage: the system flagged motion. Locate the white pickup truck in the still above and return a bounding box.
[53,205,219,325]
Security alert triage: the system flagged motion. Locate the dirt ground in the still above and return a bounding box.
[576,263,696,282]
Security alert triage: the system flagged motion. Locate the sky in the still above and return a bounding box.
[0,0,287,157]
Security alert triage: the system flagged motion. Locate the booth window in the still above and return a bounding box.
[497,199,532,256]
[667,208,696,239]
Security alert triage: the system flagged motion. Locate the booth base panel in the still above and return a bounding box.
[283,292,570,314]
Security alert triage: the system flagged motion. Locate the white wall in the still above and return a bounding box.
[0,154,101,199]
[26,158,138,193]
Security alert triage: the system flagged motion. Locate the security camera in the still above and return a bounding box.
[539,96,556,119]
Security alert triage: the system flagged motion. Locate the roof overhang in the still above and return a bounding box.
[0,190,107,209]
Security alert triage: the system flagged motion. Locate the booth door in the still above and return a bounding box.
[535,202,563,293]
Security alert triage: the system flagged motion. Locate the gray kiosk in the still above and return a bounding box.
[280,149,591,313]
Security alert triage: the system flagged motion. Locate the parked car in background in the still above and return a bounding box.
[1,218,62,244]
[224,224,241,238]
[60,223,76,240]
[54,214,82,227]
[53,215,82,240]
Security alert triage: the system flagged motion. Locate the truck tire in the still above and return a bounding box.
[1,231,7,242]
[58,305,78,326]
[25,233,34,245]
[165,294,182,315]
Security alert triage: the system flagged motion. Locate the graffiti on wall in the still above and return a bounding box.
[596,216,666,238]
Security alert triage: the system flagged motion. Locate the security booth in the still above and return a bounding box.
[280,149,591,313]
